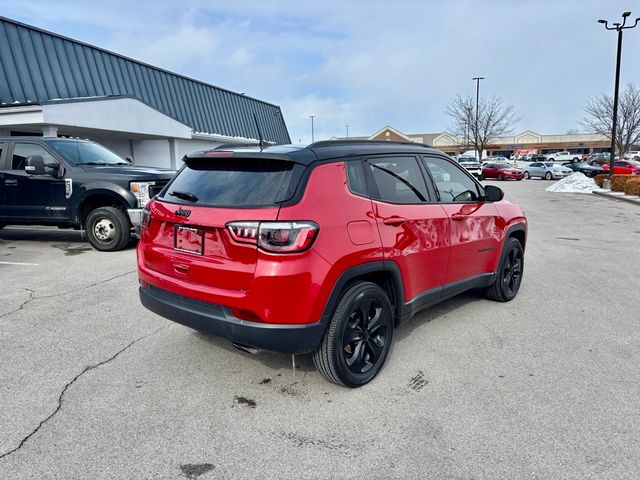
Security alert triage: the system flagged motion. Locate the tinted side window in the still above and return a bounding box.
[12,143,59,171]
[424,156,480,203]
[346,160,368,197]
[367,156,428,204]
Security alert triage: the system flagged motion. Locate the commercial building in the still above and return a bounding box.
[336,125,611,157]
[0,16,290,169]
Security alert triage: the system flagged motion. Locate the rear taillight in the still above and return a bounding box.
[141,206,152,229]
[226,221,319,253]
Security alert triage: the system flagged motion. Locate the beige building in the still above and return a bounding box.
[334,125,611,157]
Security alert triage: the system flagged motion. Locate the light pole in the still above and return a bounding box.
[472,77,484,158]
[598,12,640,176]
[309,115,316,143]
[345,124,349,139]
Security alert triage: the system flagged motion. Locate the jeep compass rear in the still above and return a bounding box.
[138,141,527,387]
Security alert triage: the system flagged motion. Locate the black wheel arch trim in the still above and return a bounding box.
[320,261,405,328]
[505,223,527,251]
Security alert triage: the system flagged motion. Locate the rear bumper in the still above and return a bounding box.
[139,285,326,354]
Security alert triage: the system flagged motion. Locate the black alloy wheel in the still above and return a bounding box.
[502,244,523,297]
[314,282,394,387]
[484,237,525,302]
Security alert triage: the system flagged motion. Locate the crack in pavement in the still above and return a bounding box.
[0,270,136,320]
[0,325,166,461]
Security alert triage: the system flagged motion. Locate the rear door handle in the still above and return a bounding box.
[4,179,17,186]
[383,216,406,226]
[451,213,467,221]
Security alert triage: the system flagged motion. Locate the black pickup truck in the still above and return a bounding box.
[0,137,175,251]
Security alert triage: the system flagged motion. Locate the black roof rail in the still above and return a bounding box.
[308,139,432,149]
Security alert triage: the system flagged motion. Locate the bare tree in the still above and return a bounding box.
[445,94,519,158]
[581,83,640,156]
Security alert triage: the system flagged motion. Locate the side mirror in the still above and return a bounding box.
[484,185,504,202]
[25,155,46,175]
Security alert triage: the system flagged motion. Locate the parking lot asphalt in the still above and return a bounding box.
[1,179,639,480]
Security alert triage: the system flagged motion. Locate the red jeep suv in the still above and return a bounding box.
[137,141,527,387]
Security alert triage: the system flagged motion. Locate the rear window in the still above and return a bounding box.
[161,158,302,207]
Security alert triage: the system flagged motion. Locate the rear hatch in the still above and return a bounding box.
[141,154,304,291]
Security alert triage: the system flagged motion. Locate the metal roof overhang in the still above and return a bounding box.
[0,96,193,139]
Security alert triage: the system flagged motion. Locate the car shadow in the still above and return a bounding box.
[191,330,317,373]
[0,226,138,251]
[393,290,485,343]
[0,226,86,243]
[185,290,488,375]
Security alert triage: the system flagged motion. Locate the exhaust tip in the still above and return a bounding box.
[232,343,259,355]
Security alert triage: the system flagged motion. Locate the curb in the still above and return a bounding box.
[593,190,640,206]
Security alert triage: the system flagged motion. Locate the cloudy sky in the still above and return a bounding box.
[2,0,640,143]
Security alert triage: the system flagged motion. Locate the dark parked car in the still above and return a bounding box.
[562,162,605,177]
[0,137,175,251]
[137,140,528,387]
[528,154,548,162]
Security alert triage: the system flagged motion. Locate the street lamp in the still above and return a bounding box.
[598,12,640,176]
[309,115,316,143]
[472,77,484,158]
[345,124,349,139]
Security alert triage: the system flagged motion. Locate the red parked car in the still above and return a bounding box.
[482,162,525,181]
[601,160,640,175]
[138,141,527,387]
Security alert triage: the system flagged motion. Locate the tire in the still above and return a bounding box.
[524,171,530,179]
[484,237,524,302]
[573,157,579,162]
[497,174,504,181]
[545,172,552,180]
[477,174,484,181]
[85,207,131,252]
[313,282,394,387]
[590,161,598,166]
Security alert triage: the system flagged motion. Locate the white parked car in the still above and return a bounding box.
[523,162,572,180]
[624,151,640,160]
[546,151,582,163]
[457,156,483,179]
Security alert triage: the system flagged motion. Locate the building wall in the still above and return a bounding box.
[132,140,172,169]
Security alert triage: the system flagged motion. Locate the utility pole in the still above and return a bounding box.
[346,124,349,139]
[309,115,316,143]
[472,77,484,159]
[598,12,640,175]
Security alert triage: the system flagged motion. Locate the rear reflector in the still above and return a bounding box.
[226,221,319,253]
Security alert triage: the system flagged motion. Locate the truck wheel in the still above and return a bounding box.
[85,207,131,252]
[484,237,524,302]
[313,282,394,387]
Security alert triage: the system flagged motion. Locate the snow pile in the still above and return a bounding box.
[545,172,601,194]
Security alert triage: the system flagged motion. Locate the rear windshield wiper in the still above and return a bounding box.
[169,190,199,202]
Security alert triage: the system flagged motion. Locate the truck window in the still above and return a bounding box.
[12,143,59,171]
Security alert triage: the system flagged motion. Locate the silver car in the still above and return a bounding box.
[523,162,572,180]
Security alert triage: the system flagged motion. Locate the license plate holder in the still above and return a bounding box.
[174,225,204,255]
